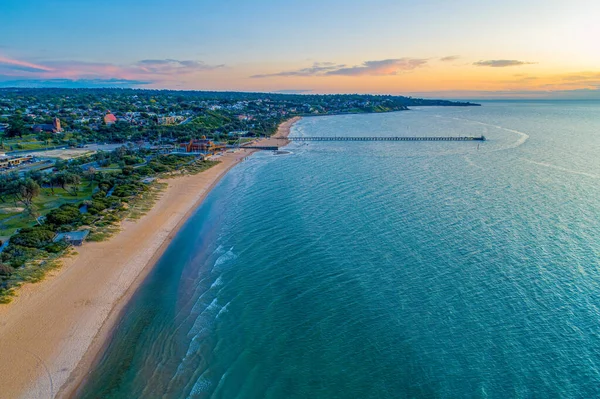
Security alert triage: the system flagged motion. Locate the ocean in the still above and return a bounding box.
[78,101,600,398]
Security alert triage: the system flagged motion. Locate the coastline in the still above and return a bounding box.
[0,117,300,399]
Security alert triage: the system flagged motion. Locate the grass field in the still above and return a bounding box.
[0,181,95,236]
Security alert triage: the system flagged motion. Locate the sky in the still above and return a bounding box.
[0,0,599,99]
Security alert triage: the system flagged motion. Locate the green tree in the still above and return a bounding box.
[54,172,81,195]
[85,167,97,187]
[6,114,26,138]
[13,178,41,213]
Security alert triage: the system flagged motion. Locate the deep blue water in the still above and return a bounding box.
[79,101,600,398]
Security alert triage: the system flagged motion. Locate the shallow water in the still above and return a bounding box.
[79,101,600,398]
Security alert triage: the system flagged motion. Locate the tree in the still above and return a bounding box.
[6,114,26,138]
[13,178,41,213]
[0,173,19,203]
[85,167,97,187]
[54,172,81,195]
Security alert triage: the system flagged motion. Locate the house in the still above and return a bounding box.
[53,230,90,246]
[104,112,117,125]
[157,116,185,125]
[32,117,62,133]
[228,131,250,137]
[180,137,226,154]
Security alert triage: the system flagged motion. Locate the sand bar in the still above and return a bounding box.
[0,117,299,399]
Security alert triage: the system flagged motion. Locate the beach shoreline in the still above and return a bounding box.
[0,117,300,399]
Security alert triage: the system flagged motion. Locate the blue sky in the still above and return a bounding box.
[1,0,599,98]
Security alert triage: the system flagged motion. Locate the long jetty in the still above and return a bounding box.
[279,135,485,142]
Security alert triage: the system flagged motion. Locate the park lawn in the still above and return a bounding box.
[35,183,95,213]
[0,213,33,237]
[0,181,95,236]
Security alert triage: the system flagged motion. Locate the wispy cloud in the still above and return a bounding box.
[473,59,536,67]
[0,55,224,87]
[440,55,460,62]
[251,62,345,78]
[136,59,224,74]
[327,58,427,76]
[252,58,427,78]
[559,72,600,83]
[0,56,54,73]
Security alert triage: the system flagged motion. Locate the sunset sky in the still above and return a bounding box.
[1,0,599,99]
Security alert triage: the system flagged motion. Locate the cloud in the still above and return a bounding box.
[0,55,224,87]
[251,62,345,78]
[559,72,600,82]
[252,58,427,78]
[0,78,152,88]
[440,55,460,62]
[327,58,428,76]
[136,59,224,74]
[0,56,54,73]
[473,59,536,67]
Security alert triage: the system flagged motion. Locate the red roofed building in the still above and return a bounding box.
[104,112,117,125]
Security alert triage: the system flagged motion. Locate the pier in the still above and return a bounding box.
[279,135,485,142]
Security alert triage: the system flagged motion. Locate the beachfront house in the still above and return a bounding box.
[180,137,226,155]
[53,230,90,246]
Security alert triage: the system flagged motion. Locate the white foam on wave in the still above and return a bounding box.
[187,374,212,398]
[216,301,231,319]
[210,275,224,289]
[206,297,219,312]
[190,290,213,314]
[188,298,219,337]
[212,244,224,255]
[175,297,226,377]
[173,333,204,379]
[211,247,237,271]
[522,158,599,179]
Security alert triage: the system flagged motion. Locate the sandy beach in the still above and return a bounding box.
[0,117,299,399]
[246,116,301,148]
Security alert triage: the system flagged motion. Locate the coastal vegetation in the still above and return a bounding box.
[0,147,218,303]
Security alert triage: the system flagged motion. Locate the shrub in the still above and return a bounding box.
[2,245,45,267]
[46,204,82,226]
[88,199,109,214]
[148,161,170,173]
[9,228,56,248]
[113,184,140,198]
[0,264,14,276]
[44,241,69,254]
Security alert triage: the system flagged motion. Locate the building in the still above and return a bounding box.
[53,230,90,246]
[228,130,250,137]
[158,116,185,125]
[32,117,62,133]
[104,112,117,125]
[179,137,226,154]
[0,154,33,169]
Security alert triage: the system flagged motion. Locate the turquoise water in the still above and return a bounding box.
[79,102,600,398]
